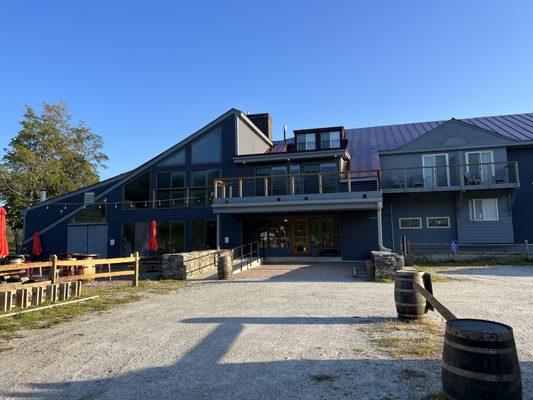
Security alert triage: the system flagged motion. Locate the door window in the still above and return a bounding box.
[422,154,449,187]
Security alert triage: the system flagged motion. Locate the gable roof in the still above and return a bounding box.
[345,112,533,152]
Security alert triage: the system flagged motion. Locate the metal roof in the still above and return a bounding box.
[269,112,533,174]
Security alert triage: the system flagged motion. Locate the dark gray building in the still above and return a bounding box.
[22,109,533,260]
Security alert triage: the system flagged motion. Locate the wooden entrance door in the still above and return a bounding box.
[291,218,308,256]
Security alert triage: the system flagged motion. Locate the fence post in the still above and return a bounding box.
[407,239,412,263]
[525,240,530,260]
[133,251,140,287]
[50,254,58,285]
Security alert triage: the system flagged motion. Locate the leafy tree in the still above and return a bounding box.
[0,102,108,249]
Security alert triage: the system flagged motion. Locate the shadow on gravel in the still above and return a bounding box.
[5,316,531,399]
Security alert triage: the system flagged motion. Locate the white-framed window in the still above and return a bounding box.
[399,217,422,229]
[296,133,316,151]
[320,131,341,149]
[469,198,499,221]
[427,217,450,229]
[466,151,494,184]
[422,153,450,188]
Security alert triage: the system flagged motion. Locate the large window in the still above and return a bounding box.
[259,217,289,248]
[320,131,341,149]
[157,148,186,167]
[399,218,422,229]
[191,170,220,207]
[156,172,185,208]
[296,133,316,151]
[422,154,449,188]
[123,172,150,209]
[470,198,499,221]
[466,151,494,184]
[191,220,217,250]
[191,128,222,164]
[427,217,450,229]
[122,221,184,256]
[71,204,105,223]
[310,216,340,256]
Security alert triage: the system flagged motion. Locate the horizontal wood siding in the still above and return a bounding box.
[237,117,271,155]
[340,211,379,260]
[509,147,533,242]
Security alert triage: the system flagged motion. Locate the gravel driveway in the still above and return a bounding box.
[0,264,531,399]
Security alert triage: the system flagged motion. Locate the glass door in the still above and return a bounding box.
[291,218,308,256]
[422,154,449,188]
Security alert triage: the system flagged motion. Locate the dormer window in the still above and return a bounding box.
[321,131,341,149]
[296,133,316,151]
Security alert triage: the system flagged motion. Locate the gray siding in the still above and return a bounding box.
[340,211,379,260]
[382,193,457,252]
[237,117,271,155]
[456,192,514,243]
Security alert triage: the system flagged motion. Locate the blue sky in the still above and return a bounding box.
[1,1,532,179]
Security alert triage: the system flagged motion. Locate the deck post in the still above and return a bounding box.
[515,161,520,188]
[213,179,218,199]
[403,169,407,192]
[347,172,352,193]
[239,179,243,197]
[50,254,58,285]
[460,165,464,190]
[290,176,295,195]
[222,184,226,199]
[318,174,323,194]
[264,177,269,196]
[133,251,140,287]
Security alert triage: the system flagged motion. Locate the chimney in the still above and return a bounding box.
[40,190,47,202]
[283,125,287,142]
[247,113,272,141]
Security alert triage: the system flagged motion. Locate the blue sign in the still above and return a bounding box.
[450,240,459,252]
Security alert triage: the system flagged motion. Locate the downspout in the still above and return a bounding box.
[216,214,221,250]
[377,201,390,251]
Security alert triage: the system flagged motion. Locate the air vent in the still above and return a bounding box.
[84,192,95,205]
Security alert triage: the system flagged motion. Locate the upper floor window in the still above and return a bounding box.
[156,172,186,208]
[192,127,222,164]
[466,151,494,184]
[296,133,316,151]
[469,198,498,221]
[157,148,186,167]
[71,204,105,223]
[123,172,150,209]
[320,131,341,149]
[191,170,220,207]
[422,153,449,188]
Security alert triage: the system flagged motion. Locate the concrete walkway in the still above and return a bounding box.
[0,264,531,399]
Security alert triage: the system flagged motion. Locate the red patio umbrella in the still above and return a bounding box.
[0,207,9,258]
[32,231,43,256]
[148,220,158,252]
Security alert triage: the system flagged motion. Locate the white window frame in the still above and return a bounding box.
[399,217,422,230]
[469,198,499,221]
[84,192,95,205]
[465,150,495,183]
[321,131,341,149]
[297,133,316,151]
[421,153,450,187]
[426,216,451,229]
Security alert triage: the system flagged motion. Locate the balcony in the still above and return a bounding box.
[211,171,382,214]
[380,161,520,194]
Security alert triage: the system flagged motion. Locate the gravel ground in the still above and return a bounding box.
[0,264,531,400]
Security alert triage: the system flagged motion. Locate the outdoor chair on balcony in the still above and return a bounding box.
[464,172,482,185]
[494,168,508,184]
[390,175,405,188]
[411,175,424,187]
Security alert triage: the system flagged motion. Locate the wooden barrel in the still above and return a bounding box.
[217,256,233,280]
[442,319,522,400]
[394,269,430,321]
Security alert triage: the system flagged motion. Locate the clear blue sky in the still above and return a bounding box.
[1,1,532,180]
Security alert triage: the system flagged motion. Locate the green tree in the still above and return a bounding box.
[0,102,108,249]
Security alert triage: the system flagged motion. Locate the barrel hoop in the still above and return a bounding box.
[395,277,422,281]
[396,302,425,307]
[442,360,520,382]
[444,338,515,354]
[398,313,426,318]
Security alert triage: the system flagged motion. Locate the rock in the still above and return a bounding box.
[370,251,404,281]
[162,250,232,280]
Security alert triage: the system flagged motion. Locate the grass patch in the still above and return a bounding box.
[409,256,532,267]
[0,279,187,347]
[367,318,444,359]
[377,277,394,284]
[310,374,337,382]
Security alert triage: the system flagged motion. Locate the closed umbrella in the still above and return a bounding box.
[148,220,158,252]
[0,207,8,258]
[32,231,43,256]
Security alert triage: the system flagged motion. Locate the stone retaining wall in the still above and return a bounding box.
[371,251,404,280]
[162,250,232,280]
